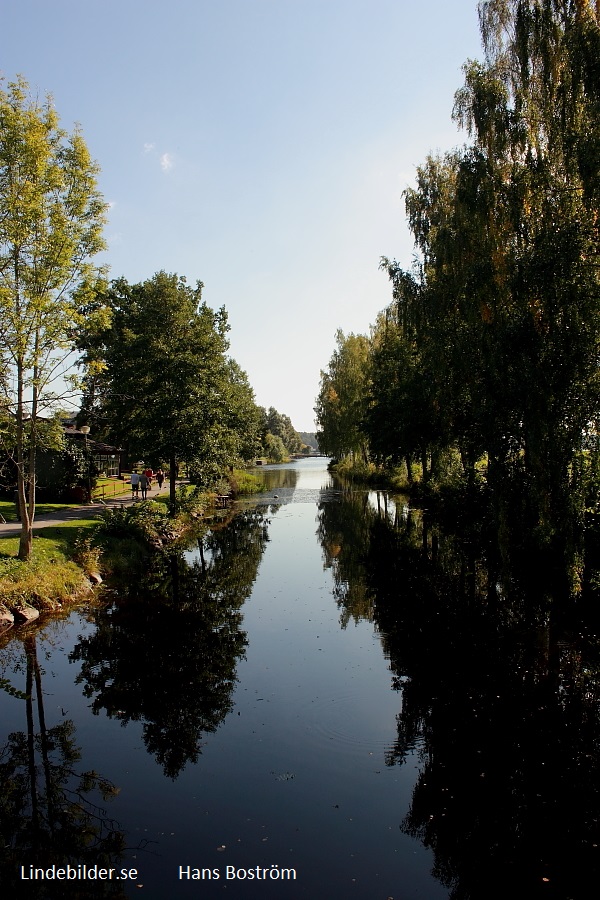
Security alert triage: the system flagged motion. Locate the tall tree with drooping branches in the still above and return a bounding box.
[452,0,600,566]
[366,1,600,581]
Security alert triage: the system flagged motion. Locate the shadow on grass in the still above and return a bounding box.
[0,501,85,524]
[0,519,98,562]
[36,520,97,547]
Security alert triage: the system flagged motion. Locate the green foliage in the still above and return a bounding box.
[299,431,319,451]
[315,330,371,461]
[264,432,287,463]
[0,538,90,611]
[441,0,600,559]
[0,76,107,559]
[258,406,304,458]
[169,484,208,516]
[229,469,264,496]
[330,456,376,481]
[95,500,170,544]
[36,435,98,501]
[365,302,445,478]
[78,272,262,494]
[317,1,600,580]
[71,533,102,574]
[267,407,303,454]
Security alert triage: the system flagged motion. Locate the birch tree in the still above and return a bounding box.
[315,330,371,462]
[0,77,106,559]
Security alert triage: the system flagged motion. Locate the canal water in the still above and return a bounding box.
[1,457,598,899]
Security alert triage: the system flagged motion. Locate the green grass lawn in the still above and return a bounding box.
[0,516,98,554]
[93,477,130,501]
[0,478,132,523]
[0,519,99,611]
[0,499,85,524]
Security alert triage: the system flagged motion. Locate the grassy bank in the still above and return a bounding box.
[0,475,262,625]
[230,469,264,496]
[0,518,99,616]
[329,457,415,491]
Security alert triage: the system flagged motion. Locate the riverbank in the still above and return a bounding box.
[0,470,265,638]
[0,503,201,636]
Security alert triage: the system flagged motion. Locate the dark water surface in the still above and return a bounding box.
[1,458,599,899]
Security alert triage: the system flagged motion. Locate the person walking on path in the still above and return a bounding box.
[156,469,164,490]
[139,472,149,500]
[131,472,140,499]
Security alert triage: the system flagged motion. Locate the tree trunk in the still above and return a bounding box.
[17,468,33,561]
[169,452,177,512]
[460,446,472,487]
[31,636,55,831]
[421,449,429,483]
[25,640,39,836]
[16,356,33,560]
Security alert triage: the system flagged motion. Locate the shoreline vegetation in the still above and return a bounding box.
[314,4,600,605]
[0,469,264,638]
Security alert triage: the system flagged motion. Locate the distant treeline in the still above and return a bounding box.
[299,432,319,451]
[259,407,311,461]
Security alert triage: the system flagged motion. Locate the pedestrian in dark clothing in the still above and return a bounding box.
[139,472,149,500]
[156,469,165,489]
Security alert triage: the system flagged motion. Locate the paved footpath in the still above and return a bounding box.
[0,483,175,537]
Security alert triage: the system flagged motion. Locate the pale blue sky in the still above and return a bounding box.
[3,0,482,430]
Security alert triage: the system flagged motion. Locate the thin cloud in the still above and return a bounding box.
[160,152,173,172]
[143,142,155,153]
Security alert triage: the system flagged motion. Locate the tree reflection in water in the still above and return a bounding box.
[256,465,299,494]
[317,484,377,626]
[317,483,600,899]
[71,508,270,779]
[0,634,126,898]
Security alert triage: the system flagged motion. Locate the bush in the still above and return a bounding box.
[71,533,102,575]
[330,457,377,481]
[229,469,264,497]
[96,500,169,543]
[169,485,208,517]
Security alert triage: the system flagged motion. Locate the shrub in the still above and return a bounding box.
[229,469,264,497]
[96,500,169,543]
[71,533,102,575]
[169,485,208,517]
